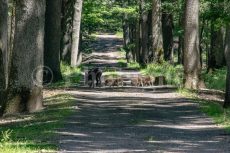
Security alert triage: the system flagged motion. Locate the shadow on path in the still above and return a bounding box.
[57,88,230,153]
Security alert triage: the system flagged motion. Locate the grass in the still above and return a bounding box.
[202,68,227,91]
[103,71,119,78]
[0,94,76,153]
[117,59,127,68]
[178,88,230,133]
[115,31,123,38]
[140,62,227,91]
[48,62,83,88]
[128,62,141,70]
[142,62,184,87]
[199,100,230,132]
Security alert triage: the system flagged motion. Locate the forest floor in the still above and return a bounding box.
[55,34,230,153]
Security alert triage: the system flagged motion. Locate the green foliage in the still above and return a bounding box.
[199,100,230,132]
[202,68,227,91]
[0,94,76,152]
[142,62,184,87]
[82,0,125,34]
[117,59,127,68]
[48,63,83,88]
[128,62,141,70]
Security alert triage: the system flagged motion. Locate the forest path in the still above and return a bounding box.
[57,35,230,153]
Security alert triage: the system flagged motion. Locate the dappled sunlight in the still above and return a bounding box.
[56,87,230,152]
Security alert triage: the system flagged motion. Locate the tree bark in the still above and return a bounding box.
[0,0,8,112]
[224,25,230,108]
[61,0,74,63]
[71,0,83,67]
[122,0,132,63]
[184,0,202,89]
[162,12,174,63]
[3,0,46,115]
[208,26,226,71]
[177,4,185,65]
[140,0,149,66]
[135,20,141,63]
[44,0,63,82]
[152,0,164,63]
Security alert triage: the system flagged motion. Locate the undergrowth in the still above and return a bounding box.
[0,94,76,153]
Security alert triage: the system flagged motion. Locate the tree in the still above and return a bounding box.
[224,24,230,108]
[3,0,46,115]
[0,0,8,111]
[183,0,202,89]
[44,0,63,82]
[152,0,164,63]
[208,26,226,71]
[140,0,149,66]
[61,0,74,63]
[162,12,174,62]
[71,0,83,67]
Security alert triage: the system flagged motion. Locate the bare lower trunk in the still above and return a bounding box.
[45,0,63,82]
[3,0,46,115]
[71,0,83,67]
[224,25,230,108]
[162,12,174,63]
[135,20,141,63]
[152,0,164,63]
[140,0,149,66]
[61,0,74,64]
[184,0,202,89]
[0,0,8,114]
[209,26,226,71]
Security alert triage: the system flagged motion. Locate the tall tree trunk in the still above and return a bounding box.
[147,10,153,63]
[71,0,83,67]
[199,17,205,68]
[152,0,164,63]
[0,0,8,113]
[140,0,149,66]
[184,0,202,89]
[162,12,174,63]
[177,4,185,65]
[122,0,131,63]
[135,20,141,63]
[129,23,136,62]
[3,0,46,115]
[224,25,230,108]
[61,0,74,64]
[208,26,226,71]
[44,0,63,82]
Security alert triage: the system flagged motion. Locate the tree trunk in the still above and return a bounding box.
[44,0,63,82]
[152,0,164,63]
[61,0,74,64]
[129,23,136,62]
[122,1,131,63]
[162,12,174,63]
[208,25,226,71]
[177,6,185,65]
[135,20,141,63]
[184,0,202,89]
[0,0,8,113]
[199,17,205,68]
[224,25,230,108]
[3,0,46,115]
[140,0,149,66]
[71,0,83,67]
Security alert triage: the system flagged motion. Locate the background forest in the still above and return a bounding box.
[1,0,230,152]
